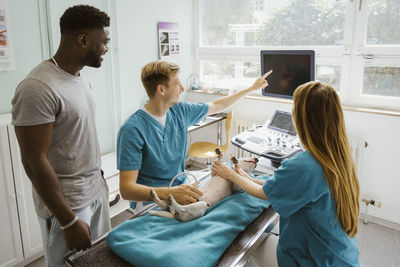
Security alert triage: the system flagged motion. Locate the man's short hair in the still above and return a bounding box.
[60,5,110,34]
[141,61,180,98]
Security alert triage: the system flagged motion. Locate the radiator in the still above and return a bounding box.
[232,119,261,158]
[349,137,368,177]
[233,119,368,176]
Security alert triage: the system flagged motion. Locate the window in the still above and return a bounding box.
[197,0,400,110]
[366,0,400,45]
[255,0,265,11]
[201,0,346,47]
[316,65,341,92]
[200,60,260,94]
[363,67,400,97]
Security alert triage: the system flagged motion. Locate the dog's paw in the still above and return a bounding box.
[169,194,179,206]
[215,148,223,161]
[151,189,170,210]
[231,156,239,168]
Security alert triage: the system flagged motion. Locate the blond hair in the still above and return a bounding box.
[292,81,360,237]
[141,61,179,98]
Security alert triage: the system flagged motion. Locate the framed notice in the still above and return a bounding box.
[158,22,180,61]
[0,0,14,71]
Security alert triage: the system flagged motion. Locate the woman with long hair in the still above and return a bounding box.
[212,81,360,266]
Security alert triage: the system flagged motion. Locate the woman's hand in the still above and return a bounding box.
[212,161,236,180]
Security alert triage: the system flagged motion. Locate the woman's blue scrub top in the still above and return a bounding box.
[117,101,208,187]
[263,151,360,267]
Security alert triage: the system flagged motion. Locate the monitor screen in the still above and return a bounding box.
[261,50,315,99]
[268,110,296,135]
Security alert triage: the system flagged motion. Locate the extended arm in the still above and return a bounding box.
[230,172,267,200]
[212,161,268,200]
[119,170,203,205]
[206,70,272,116]
[14,124,92,251]
[235,167,265,185]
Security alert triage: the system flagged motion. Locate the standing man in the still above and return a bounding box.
[117,60,271,211]
[12,5,111,266]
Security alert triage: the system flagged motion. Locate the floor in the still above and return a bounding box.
[24,257,44,267]
[357,220,400,267]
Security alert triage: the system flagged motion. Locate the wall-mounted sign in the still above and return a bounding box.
[158,22,180,61]
[0,0,14,71]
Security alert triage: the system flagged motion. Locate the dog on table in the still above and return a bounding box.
[149,148,259,222]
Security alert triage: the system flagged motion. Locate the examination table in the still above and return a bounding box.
[66,172,279,267]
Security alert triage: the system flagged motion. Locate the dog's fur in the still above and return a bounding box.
[149,149,258,222]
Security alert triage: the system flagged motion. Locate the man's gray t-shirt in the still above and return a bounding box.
[11,61,103,219]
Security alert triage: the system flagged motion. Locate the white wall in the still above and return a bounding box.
[115,0,194,120]
[0,0,44,113]
[344,111,400,224]
[186,91,400,225]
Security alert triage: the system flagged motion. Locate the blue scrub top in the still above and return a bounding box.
[117,102,208,187]
[263,151,360,267]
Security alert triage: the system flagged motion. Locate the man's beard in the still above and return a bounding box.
[85,50,102,68]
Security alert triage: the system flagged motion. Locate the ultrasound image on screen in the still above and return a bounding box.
[262,54,311,98]
[270,112,296,134]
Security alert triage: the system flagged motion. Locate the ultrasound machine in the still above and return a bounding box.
[231,110,303,168]
[231,50,315,168]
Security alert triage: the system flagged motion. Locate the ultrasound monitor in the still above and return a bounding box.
[261,50,315,99]
[268,110,296,136]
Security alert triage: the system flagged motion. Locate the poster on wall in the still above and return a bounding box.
[158,22,180,61]
[0,0,14,71]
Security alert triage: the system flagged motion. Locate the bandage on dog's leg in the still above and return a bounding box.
[150,189,169,210]
[169,194,208,222]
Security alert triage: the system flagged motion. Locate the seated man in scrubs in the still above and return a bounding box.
[212,81,360,266]
[117,60,271,212]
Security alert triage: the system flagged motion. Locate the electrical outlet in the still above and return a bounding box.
[361,198,382,208]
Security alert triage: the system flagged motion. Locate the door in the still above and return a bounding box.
[0,117,24,266]
[7,125,43,259]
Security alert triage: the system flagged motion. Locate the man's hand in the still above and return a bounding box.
[63,219,92,251]
[170,184,203,205]
[249,69,273,91]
